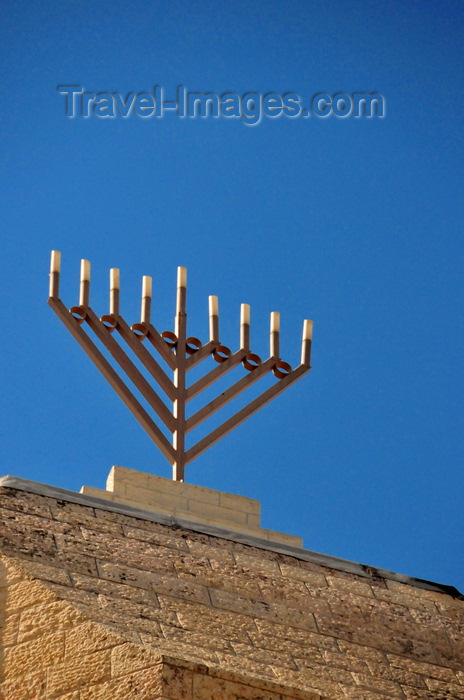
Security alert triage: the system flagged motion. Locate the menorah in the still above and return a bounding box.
[48,251,313,481]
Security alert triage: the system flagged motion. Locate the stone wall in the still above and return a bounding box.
[1,482,463,699]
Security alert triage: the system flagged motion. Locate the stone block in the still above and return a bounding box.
[5,577,57,613]
[65,620,125,657]
[46,648,112,696]
[17,599,83,643]
[218,490,260,515]
[122,524,190,551]
[0,669,47,699]
[326,574,374,597]
[279,563,327,588]
[111,642,163,677]
[3,631,65,678]
[0,487,54,519]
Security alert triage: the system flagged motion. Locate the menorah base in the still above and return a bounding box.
[80,465,304,548]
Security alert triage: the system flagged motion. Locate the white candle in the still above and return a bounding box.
[303,319,313,341]
[50,250,61,273]
[241,303,250,325]
[142,275,152,297]
[270,311,280,333]
[209,295,218,316]
[177,266,187,288]
[80,259,90,282]
[110,268,120,289]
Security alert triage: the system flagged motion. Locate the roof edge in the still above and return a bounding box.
[1,474,462,599]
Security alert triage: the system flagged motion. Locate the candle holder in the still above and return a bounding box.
[48,252,313,481]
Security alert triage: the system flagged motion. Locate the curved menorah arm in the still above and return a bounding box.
[48,298,175,463]
[114,316,176,401]
[84,308,175,432]
[185,364,310,465]
[145,323,178,370]
[185,340,218,370]
[186,356,276,433]
[186,349,247,401]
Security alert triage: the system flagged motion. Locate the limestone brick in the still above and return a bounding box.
[0,487,55,519]
[326,573,374,597]
[424,677,464,698]
[158,661,194,700]
[0,612,18,647]
[50,496,124,535]
[279,562,328,587]
[0,669,48,699]
[263,528,303,547]
[184,535,236,563]
[271,664,343,698]
[233,550,282,576]
[122,523,190,551]
[158,594,257,644]
[17,598,83,643]
[251,619,338,654]
[3,631,66,678]
[165,622,234,655]
[110,642,163,676]
[65,620,126,657]
[5,576,57,613]
[177,560,263,598]
[352,671,405,697]
[218,490,260,514]
[193,672,310,700]
[108,464,148,492]
[46,648,112,696]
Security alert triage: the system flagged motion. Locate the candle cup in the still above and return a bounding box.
[49,250,61,298]
[270,312,280,358]
[240,303,250,351]
[176,266,187,318]
[141,276,152,323]
[209,295,219,342]
[110,268,120,316]
[79,259,90,307]
[301,320,313,366]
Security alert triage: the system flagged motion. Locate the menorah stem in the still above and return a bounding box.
[49,250,61,298]
[173,353,186,479]
[173,267,187,481]
[110,269,120,316]
[141,276,152,324]
[80,260,90,307]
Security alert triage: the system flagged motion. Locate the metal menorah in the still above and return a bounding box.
[48,251,313,481]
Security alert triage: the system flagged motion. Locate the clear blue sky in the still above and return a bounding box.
[1,1,463,591]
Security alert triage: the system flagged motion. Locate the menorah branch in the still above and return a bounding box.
[84,308,175,432]
[48,298,175,462]
[186,356,277,433]
[145,324,178,370]
[186,349,247,401]
[185,364,310,465]
[114,316,175,401]
[185,340,217,370]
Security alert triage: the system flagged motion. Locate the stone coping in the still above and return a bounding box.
[1,474,462,600]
